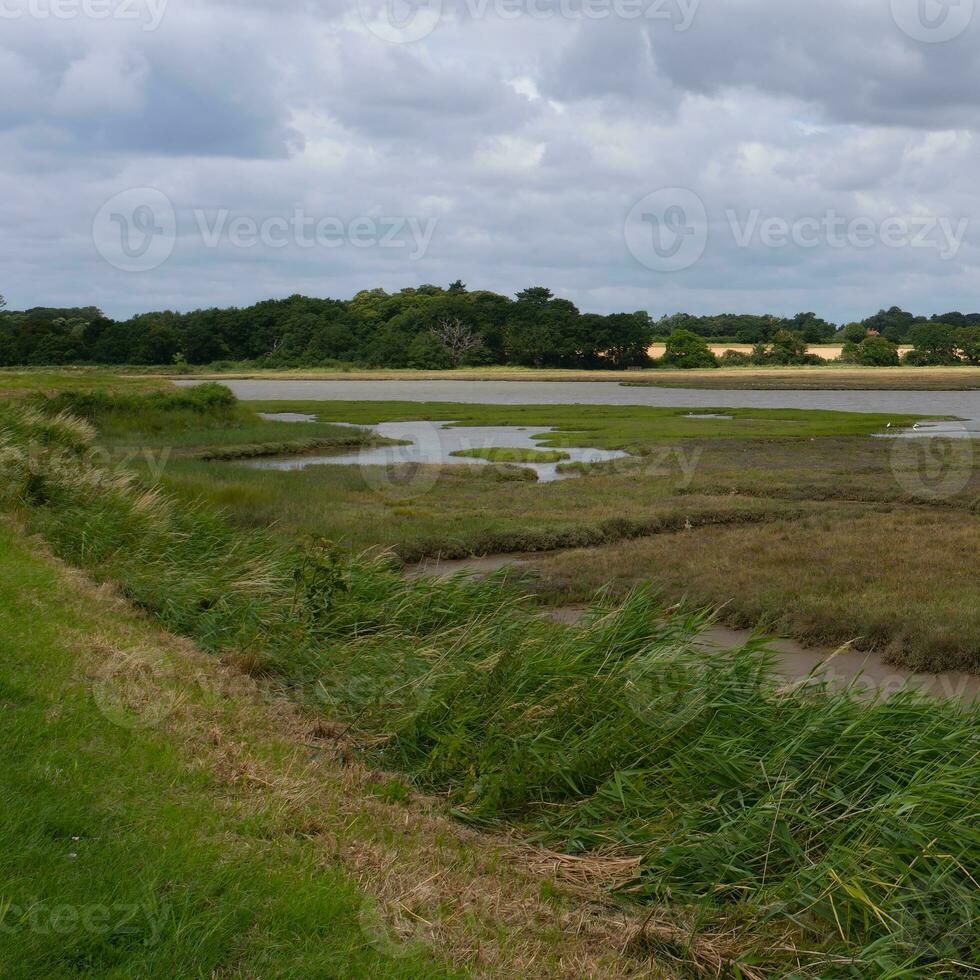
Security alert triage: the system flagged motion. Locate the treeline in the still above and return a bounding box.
[663,326,980,369]
[2,286,980,369]
[0,285,654,370]
[659,307,980,345]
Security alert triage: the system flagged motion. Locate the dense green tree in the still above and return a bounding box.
[750,330,816,366]
[405,331,452,369]
[768,330,809,364]
[718,348,752,366]
[863,307,923,344]
[514,286,554,307]
[505,291,585,367]
[3,288,979,369]
[135,324,183,365]
[843,336,900,366]
[584,311,654,368]
[27,332,86,365]
[660,330,717,369]
[930,311,980,329]
[838,322,867,343]
[955,327,980,365]
[90,321,135,363]
[183,321,231,364]
[906,322,960,365]
[781,312,836,342]
[656,313,781,344]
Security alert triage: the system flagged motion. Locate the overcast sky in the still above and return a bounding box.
[3,0,980,322]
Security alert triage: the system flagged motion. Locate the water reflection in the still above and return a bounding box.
[247,417,629,483]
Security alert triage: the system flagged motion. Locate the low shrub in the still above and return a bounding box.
[660,331,718,369]
[842,336,901,366]
[719,349,752,367]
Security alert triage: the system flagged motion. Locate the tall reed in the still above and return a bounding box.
[2,400,976,975]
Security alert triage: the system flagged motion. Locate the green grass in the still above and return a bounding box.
[122,394,976,672]
[34,385,386,460]
[451,447,570,464]
[388,596,979,976]
[247,399,926,449]
[153,455,805,560]
[2,398,979,975]
[0,367,167,398]
[0,524,459,979]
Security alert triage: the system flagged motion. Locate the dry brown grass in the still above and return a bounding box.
[531,507,980,673]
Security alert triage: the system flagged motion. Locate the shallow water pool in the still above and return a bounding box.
[247,416,629,482]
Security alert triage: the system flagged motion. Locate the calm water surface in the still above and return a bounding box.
[249,415,628,482]
[180,378,980,430]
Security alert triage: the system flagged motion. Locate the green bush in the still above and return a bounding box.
[750,330,822,366]
[906,323,961,365]
[719,349,752,367]
[956,327,980,364]
[43,382,237,419]
[36,383,245,437]
[660,330,718,369]
[843,336,900,367]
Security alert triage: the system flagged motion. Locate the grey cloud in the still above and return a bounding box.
[2,0,980,323]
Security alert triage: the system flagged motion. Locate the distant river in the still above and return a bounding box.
[177,379,980,429]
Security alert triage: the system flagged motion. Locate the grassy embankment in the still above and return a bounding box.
[0,367,167,398]
[39,383,390,461]
[1,395,978,976]
[133,395,980,672]
[0,524,463,979]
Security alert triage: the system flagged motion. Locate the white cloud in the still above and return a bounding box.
[2,0,980,320]
[51,49,149,117]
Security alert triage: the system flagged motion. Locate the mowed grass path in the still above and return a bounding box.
[0,525,459,979]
